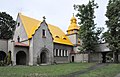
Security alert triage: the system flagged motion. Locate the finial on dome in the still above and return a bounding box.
[70,13,77,24]
[73,13,74,17]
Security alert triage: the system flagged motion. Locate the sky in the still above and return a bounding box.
[0,0,108,33]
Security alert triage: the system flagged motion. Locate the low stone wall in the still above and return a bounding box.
[54,56,69,63]
[0,39,8,54]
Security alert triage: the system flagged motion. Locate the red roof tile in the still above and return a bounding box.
[15,42,29,47]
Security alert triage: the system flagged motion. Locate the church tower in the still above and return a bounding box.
[66,15,80,46]
[66,15,81,62]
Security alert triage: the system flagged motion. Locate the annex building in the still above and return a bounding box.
[0,13,119,65]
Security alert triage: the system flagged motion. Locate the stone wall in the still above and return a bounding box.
[0,39,8,54]
[54,43,73,63]
[90,52,102,62]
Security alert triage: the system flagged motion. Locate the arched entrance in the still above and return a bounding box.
[40,52,47,63]
[0,51,6,61]
[16,51,26,65]
[72,56,74,62]
[101,52,113,63]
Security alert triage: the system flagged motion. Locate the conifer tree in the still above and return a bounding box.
[74,0,103,62]
[103,0,120,63]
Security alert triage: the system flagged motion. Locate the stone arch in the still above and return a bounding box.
[16,51,26,65]
[40,48,49,64]
[0,51,6,61]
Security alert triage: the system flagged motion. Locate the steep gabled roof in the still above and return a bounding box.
[19,13,73,46]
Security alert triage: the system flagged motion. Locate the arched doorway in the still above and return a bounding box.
[0,51,6,61]
[16,51,26,65]
[40,52,47,63]
[72,56,74,62]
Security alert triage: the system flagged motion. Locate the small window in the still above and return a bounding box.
[42,29,46,37]
[56,49,58,56]
[62,50,64,56]
[17,36,20,42]
[65,50,68,56]
[54,49,56,56]
[59,49,61,56]
[18,22,20,27]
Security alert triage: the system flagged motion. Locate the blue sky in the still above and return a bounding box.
[0,0,108,33]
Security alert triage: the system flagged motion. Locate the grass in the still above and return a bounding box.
[0,62,95,77]
[78,63,120,77]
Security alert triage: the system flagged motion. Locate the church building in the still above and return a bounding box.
[4,13,81,65]
[0,13,112,65]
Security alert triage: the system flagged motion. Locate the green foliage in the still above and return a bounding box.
[7,52,11,65]
[103,0,120,62]
[0,52,12,66]
[104,0,120,51]
[0,12,16,39]
[74,0,103,52]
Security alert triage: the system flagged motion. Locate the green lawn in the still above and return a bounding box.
[1,63,120,77]
[0,63,94,77]
[78,63,120,77]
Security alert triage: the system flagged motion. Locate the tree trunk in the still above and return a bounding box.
[113,51,119,63]
[88,51,90,63]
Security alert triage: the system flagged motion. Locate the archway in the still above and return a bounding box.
[72,56,74,62]
[16,51,26,65]
[101,52,113,63]
[0,51,6,61]
[40,52,47,63]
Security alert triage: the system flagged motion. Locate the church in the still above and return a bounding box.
[0,13,114,65]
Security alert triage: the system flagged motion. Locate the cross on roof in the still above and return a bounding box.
[43,16,46,21]
[73,13,74,16]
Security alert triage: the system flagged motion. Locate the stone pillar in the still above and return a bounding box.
[29,39,33,65]
[10,41,16,65]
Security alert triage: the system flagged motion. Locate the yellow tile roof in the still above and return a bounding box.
[19,13,73,46]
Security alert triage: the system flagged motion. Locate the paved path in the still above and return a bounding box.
[59,63,108,77]
[115,73,120,77]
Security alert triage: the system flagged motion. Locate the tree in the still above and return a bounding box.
[74,0,103,62]
[103,0,120,63]
[0,12,16,39]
